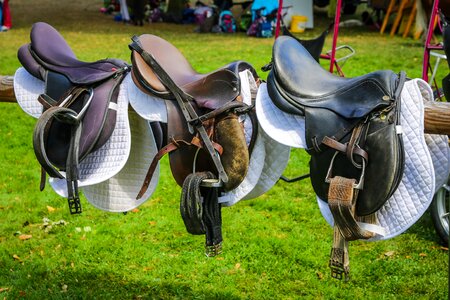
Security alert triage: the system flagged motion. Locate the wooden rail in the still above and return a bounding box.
[0,76,15,103]
[2,75,450,135]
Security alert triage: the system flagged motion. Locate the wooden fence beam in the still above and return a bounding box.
[0,76,15,103]
[1,75,450,136]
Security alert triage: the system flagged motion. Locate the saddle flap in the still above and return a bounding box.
[166,101,215,186]
[309,104,404,216]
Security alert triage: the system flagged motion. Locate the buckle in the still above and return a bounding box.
[329,248,350,281]
[325,151,365,190]
[205,242,222,257]
[67,196,82,214]
[55,88,94,125]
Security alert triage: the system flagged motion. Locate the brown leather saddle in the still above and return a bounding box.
[266,36,406,279]
[17,22,130,214]
[129,34,258,255]
[129,34,258,194]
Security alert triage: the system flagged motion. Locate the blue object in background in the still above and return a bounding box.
[251,0,278,20]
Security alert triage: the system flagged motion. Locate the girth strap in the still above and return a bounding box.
[129,36,229,184]
[180,172,223,256]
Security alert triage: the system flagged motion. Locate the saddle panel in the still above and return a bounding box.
[268,36,397,119]
[28,22,128,85]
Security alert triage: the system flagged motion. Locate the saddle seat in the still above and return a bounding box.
[131,34,256,110]
[18,22,128,85]
[267,36,398,119]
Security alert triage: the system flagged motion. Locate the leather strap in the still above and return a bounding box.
[180,171,223,256]
[136,138,224,200]
[33,105,83,214]
[327,176,376,280]
[322,136,368,163]
[32,87,92,214]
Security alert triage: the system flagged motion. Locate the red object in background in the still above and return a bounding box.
[3,0,12,29]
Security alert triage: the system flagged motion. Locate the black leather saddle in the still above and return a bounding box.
[268,35,405,214]
[17,22,130,214]
[266,35,406,279]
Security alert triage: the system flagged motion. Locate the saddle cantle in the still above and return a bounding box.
[266,36,406,279]
[17,22,130,214]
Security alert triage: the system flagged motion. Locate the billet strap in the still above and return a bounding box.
[180,171,223,257]
[322,136,368,163]
[394,71,407,101]
[327,176,376,280]
[65,120,83,214]
[129,36,229,184]
[136,138,223,200]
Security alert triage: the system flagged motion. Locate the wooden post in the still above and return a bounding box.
[424,102,450,135]
[2,75,450,136]
[0,75,15,103]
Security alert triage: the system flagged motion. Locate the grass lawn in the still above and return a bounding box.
[0,0,448,299]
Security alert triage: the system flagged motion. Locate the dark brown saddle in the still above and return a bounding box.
[129,34,258,256]
[17,22,130,214]
[266,35,406,279]
[129,34,258,195]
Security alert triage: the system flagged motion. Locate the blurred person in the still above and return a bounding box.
[1,0,11,31]
[119,0,131,23]
[133,0,145,26]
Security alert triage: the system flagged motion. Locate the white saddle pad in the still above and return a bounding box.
[256,78,450,240]
[82,109,159,212]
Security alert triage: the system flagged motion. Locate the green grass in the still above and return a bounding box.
[0,1,448,299]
